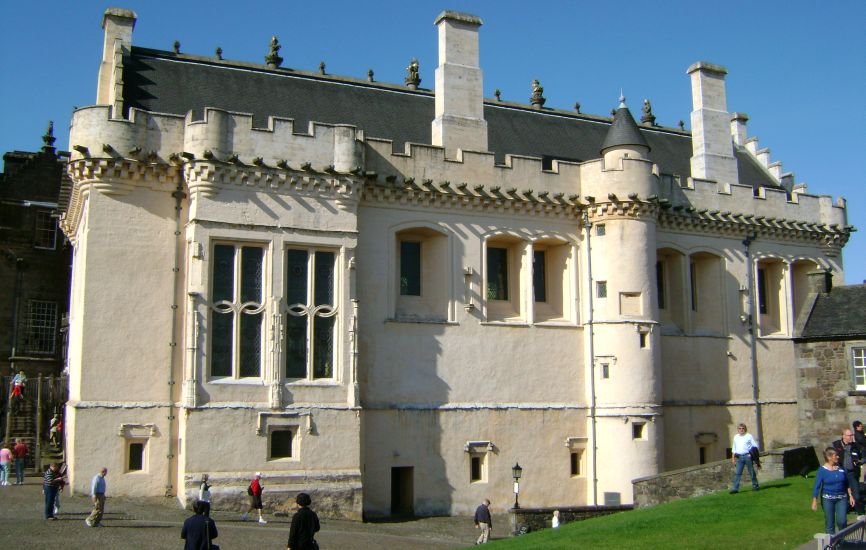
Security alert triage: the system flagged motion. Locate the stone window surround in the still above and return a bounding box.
[190,229,348,393]
[849,344,866,391]
[118,423,156,474]
[464,441,495,484]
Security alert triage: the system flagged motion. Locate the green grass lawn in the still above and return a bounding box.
[483,474,834,549]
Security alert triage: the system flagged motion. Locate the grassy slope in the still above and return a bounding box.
[483,475,830,549]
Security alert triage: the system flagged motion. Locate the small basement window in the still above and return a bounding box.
[270,429,294,459]
[127,441,145,472]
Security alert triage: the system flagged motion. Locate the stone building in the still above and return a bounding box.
[795,274,866,449]
[0,124,70,379]
[59,8,851,518]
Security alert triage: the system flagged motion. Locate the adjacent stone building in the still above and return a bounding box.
[0,124,70,379]
[796,275,866,448]
[58,8,851,518]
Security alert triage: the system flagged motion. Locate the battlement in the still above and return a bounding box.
[664,176,846,228]
[69,106,363,173]
[365,137,581,197]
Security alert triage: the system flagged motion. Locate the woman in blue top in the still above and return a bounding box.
[812,446,856,534]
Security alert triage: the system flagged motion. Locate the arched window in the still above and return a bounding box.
[756,257,786,335]
[656,248,686,332]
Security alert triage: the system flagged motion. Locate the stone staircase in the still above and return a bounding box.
[5,395,38,471]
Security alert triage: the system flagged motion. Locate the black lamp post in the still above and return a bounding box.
[512,462,523,509]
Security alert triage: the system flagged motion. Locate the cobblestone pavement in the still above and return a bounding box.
[0,477,508,549]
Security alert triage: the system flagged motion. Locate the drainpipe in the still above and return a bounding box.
[742,234,763,448]
[582,210,598,506]
[165,181,186,497]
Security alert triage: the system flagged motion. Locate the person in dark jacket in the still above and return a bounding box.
[853,421,866,456]
[287,492,320,550]
[474,499,492,544]
[181,500,218,550]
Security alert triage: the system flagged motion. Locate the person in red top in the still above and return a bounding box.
[242,472,267,524]
[13,438,28,485]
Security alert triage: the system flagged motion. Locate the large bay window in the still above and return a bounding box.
[210,244,265,378]
[285,249,337,379]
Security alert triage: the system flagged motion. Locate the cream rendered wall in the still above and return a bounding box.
[65,184,181,497]
[363,408,588,516]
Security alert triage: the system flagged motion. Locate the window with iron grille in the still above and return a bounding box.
[34,210,57,249]
[285,249,337,380]
[24,300,58,355]
[210,244,266,378]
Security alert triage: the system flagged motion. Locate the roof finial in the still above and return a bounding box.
[405,58,421,89]
[173,40,181,54]
[618,89,626,109]
[367,69,374,82]
[42,121,56,152]
[319,61,326,75]
[265,36,283,69]
[530,79,546,108]
[640,98,656,126]
[215,47,223,60]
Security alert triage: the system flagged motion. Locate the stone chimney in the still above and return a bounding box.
[97,8,137,116]
[806,270,833,295]
[431,11,488,158]
[687,62,738,184]
[730,112,749,146]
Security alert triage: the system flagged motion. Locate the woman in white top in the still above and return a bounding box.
[198,473,212,516]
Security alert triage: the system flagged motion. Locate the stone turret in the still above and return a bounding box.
[431,11,488,158]
[688,62,738,184]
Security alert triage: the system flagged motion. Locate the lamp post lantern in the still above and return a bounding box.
[512,462,523,509]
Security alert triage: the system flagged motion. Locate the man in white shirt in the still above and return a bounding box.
[730,423,759,493]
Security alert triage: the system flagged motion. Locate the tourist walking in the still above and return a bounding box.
[181,500,219,550]
[48,413,62,447]
[812,446,856,534]
[0,442,11,485]
[730,423,759,493]
[242,472,267,524]
[53,462,67,515]
[474,498,492,544]
[552,509,561,528]
[833,428,865,514]
[42,463,62,520]
[10,370,26,413]
[12,438,28,485]
[198,473,212,516]
[85,467,108,527]
[287,492,320,550]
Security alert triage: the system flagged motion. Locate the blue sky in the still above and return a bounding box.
[2,1,864,282]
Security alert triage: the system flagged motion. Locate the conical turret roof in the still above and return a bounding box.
[600,96,650,155]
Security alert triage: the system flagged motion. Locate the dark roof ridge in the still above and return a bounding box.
[129,46,691,135]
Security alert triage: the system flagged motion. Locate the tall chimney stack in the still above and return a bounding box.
[97,8,137,115]
[431,11,488,158]
[687,62,739,184]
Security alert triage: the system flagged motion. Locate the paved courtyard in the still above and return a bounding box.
[0,477,507,549]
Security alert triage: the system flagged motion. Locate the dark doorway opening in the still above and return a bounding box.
[391,466,414,516]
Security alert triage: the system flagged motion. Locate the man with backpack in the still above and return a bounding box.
[242,472,267,524]
[833,428,865,515]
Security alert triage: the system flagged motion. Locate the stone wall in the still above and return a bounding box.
[632,446,817,508]
[797,339,866,450]
[508,505,632,534]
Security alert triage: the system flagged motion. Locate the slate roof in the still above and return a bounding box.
[800,285,866,339]
[601,105,650,154]
[122,48,778,188]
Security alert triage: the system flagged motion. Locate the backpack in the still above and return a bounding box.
[247,483,254,496]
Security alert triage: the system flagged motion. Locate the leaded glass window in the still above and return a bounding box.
[533,250,546,303]
[400,241,421,296]
[210,243,266,378]
[285,248,337,380]
[487,247,508,301]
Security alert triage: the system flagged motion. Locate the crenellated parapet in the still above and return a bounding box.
[365,137,581,198]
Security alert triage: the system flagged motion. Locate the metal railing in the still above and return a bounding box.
[815,516,866,549]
